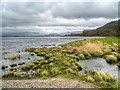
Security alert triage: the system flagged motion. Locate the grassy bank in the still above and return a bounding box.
[2,37,120,88]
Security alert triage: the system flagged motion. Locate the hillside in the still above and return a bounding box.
[66,20,119,36]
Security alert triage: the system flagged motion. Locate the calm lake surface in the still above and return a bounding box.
[1,37,120,81]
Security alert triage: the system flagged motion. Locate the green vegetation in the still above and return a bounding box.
[2,37,119,88]
[66,20,119,36]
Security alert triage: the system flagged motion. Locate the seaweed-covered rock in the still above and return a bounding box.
[105,55,117,64]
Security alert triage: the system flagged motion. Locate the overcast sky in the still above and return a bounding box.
[1,0,119,35]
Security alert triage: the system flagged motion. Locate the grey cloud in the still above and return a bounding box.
[51,2,118,19]
[1,1,118,28]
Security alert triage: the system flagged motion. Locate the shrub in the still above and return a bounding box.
[105,55,117,64]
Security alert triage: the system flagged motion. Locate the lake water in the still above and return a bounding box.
[79,58,120,81]
[1,37,89,75]
[1,37,120,81]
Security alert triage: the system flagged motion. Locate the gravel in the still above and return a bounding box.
[2,77,100,88]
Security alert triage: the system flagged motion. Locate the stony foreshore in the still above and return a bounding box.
[2,77,99,88]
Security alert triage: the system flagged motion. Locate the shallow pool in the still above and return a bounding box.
[79,58,120,81]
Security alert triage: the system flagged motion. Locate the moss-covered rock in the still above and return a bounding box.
[109,52,118,56]
[1,65,8,70]
[50,67,61,75]
[93,51,103,57]
[117,63,120,68]
[116,54,120,61]
[21,65,31,71]
[10,63,17,67]
[103,49,111,55]
[40,69,49,77]
[76,63,82,71]
[8,53,20,60]
[77,54,85,60]
[18,62,25,65]
[86,76,94,82]
[105,55,117,64]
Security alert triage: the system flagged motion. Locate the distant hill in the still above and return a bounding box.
[66,20,119,36]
